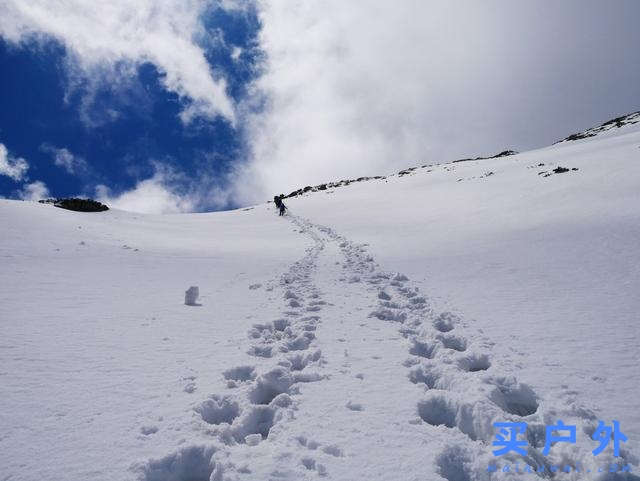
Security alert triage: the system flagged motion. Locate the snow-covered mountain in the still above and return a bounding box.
[1,113,639,481]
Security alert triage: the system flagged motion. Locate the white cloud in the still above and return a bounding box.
[0,143,29,181]
[93,159,240,213]
[230,46,242,61]
[18,180,49,201]
[2,1,638,211]
[234,1,497,204]
[95,164,195,214]
[233,1,640,205]
[0,0,235,124]
[40,143,87,174]
[96,180,193,214]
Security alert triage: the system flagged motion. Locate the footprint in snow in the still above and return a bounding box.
[456,353,491,372]
[183,382,197,393]
[301,457,327,475]
[346,401,364,411]
[433,312,459,332]
[437,333,468,352]
[140,425,158,436]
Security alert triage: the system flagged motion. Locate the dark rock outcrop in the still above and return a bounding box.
[39,198,109,212]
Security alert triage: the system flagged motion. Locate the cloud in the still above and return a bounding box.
[18,180,49,201]
[94,160,239,214]
[95,163,195,214]
[0,142,29,181]
[230,46,242,61]
[40,143,87,174]
[95,179,192,214]
[0,0,236,124]
[2,1,639,211]
[233,0,640,205]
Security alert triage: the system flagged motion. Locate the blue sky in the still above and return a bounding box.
[0,3,262,211]
[1,1,639,213]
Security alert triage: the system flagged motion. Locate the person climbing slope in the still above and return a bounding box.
[274,195,287,216]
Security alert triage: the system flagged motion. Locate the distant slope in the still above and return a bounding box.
[555,110,640,144]
[279,111,639,203]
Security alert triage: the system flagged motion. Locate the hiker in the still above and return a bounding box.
[278,200,287,216]
[274,195,286,216]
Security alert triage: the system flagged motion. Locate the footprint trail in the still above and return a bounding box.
[132,214,638,481]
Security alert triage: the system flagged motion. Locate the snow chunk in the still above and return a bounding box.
[223,365,256,383]
[184,286,200,306]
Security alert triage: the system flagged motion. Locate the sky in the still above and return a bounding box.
[0,0,639,213]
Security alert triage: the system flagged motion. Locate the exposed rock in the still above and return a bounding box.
[39,198,109,212]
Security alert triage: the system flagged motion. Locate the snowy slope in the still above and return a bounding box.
[1,117,640,481]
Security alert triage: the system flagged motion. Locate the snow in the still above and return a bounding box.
[185,286,200,306]
[1,121,639,480]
